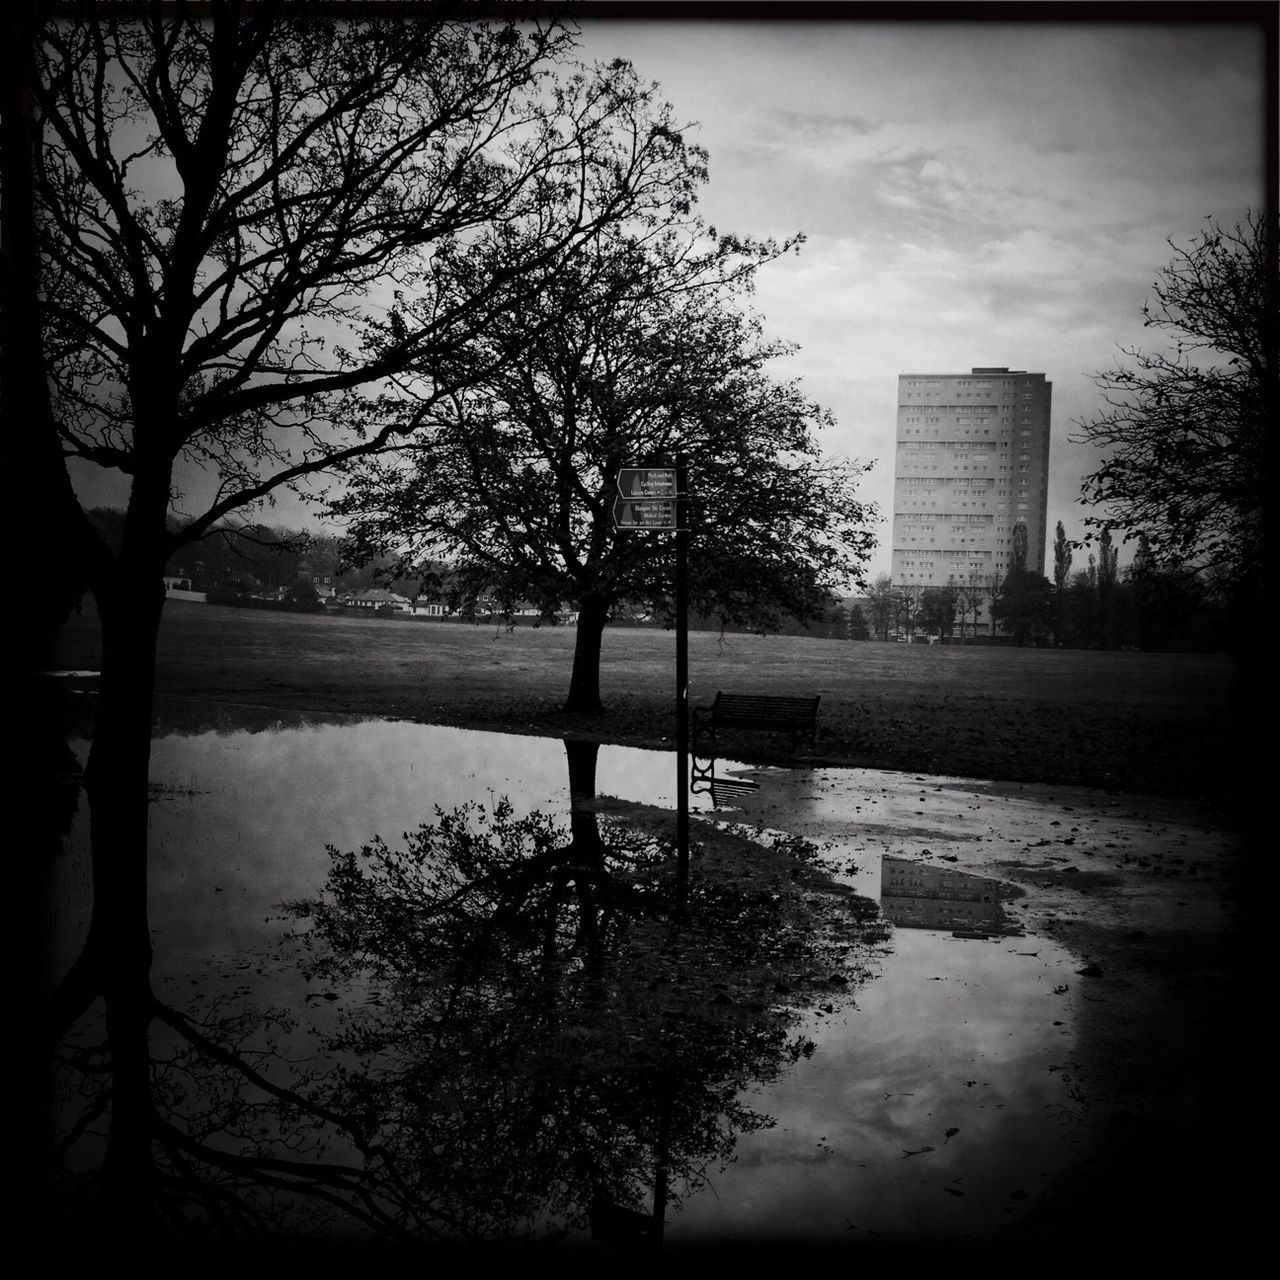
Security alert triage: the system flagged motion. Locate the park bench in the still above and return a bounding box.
[692,692,820,752]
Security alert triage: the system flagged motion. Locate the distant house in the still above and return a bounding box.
[302,572,337,601]
[162,575,206,603]
[508,601,581,626]
[341,588,413,612]
[408,597,454,617]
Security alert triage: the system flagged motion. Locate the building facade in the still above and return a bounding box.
[891,366,1052,631]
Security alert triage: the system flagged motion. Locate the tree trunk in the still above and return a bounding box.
[564,737,605,869]
[564,596,610,715]
[79,532,169,1234]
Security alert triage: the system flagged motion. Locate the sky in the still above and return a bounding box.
[568,12,1270,581]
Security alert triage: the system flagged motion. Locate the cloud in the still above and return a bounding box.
[768,106,884,143]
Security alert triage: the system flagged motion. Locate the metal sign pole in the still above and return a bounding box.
[675,453,689,912]
[612,460,689,910]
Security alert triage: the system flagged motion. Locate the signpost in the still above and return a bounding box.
[616,467,677,498]
[613,458,690,910]
[612,496,676,529]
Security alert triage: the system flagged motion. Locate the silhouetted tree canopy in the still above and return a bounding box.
[918,583,958,640]
[334,221,878,712]
[1076,212,1274,601]
[993,567,1053,646]
[13,0,718,1236]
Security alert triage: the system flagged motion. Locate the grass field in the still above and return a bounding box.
[53,599,1243,800]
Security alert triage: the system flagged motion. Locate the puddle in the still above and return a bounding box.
[48,715,1087,1248]
[665,917,1081,1246]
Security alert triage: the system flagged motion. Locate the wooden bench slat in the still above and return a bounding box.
[693,691,820,750]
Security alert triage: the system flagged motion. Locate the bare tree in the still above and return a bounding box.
[981,571,1005,638]
[1075,212,1275,599]
[918,583,957,643]
[951,574,980,642]
[895,582,921,641]
[335,220,878,713]
[14,1,708,1231]
[864,573,895,641]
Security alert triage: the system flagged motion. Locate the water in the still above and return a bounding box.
[49,715,1086,1249]
[667,927,1081,1246]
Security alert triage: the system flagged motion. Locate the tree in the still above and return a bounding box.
[1052,520,1073,591]
[846,603,870,641]
[918,582,957,642]
[1096,526,1120,648]
[283,576,322,610]
[337,222,877,712]
[1059,565,1097,649]
[980,570,1005,638]
[894,583,920,641]
[953,577,982,642]
[993,568,1053,646]
[1124,534,1227,652]
[1011,520,1029,572]
[15,2,709,1230]
[1076,212,1275,602]
[864,573,895,641]
[1052,520,1073,646]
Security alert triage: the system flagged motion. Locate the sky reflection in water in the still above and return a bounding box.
[53,716,1085,1247]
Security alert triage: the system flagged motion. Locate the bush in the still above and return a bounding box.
[204,589,325,614]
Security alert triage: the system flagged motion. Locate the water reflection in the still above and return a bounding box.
[666,776,1086,1247]
[690,741,762,809]
[880,856,1019,936]
[49,724,887,1249]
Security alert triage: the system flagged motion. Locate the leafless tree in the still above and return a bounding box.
[1075,212,1275,597]
[10,0,710,1232]
[335,220,878,713]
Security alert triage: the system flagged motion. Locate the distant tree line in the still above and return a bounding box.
[1050,529,1233,652]
[98,499,1227,650]
[85,508,416,599]
[688,600,855,641]
[854,521,1233,652]
[1001,523,1234,652]
[85,506,863,636]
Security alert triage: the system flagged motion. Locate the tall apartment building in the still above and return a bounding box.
[891,367,1052,624]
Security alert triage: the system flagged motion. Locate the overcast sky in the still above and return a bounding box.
[572,12,1269,581]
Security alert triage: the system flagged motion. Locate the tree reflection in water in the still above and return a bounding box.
[50,739,887,1250]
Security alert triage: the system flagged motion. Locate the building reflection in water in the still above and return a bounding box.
[879,856,1021,936]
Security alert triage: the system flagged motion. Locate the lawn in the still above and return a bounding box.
[53,599,1243,800]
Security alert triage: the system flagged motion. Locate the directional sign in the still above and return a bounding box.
[617,467,678,499]
[613,496,677,529]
